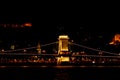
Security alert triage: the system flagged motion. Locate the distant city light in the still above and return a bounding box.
[23,23,32,27]
[0,23,32,28]
[109,34,120,45]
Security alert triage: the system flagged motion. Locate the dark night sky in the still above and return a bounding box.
[0,4,120,50]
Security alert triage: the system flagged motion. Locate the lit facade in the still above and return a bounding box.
[109,34,120,45]
[57,35,70,64]
[58,35,69,54]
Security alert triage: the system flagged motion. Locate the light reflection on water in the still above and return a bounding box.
[0,66,120,80]
[1,65,120,68]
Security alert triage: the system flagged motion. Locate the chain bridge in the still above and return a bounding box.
[0,35,120,66]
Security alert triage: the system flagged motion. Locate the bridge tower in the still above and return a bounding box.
[57,35,70,64]
[37,42,41,54]
[58,35,69,54]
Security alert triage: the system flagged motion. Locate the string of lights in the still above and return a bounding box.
[1,41,119,56]
[0,23,32,28]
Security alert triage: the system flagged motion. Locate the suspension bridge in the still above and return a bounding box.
[0,35,120,66]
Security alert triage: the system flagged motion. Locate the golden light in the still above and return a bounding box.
[109,42,114,45]
[23,23,32,27]
[114,34,120,42]
[0,23,32,28]
[109,34,120,45]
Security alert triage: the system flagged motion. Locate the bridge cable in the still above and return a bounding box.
[2,41,58,53]
[71,42,119,56]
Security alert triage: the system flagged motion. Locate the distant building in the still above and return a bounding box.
[109,34,120,45]
[0,23,32,28]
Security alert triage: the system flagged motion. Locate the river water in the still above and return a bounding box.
[0,66,120,80]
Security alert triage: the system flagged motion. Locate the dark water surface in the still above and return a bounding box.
[0,66,120,80]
